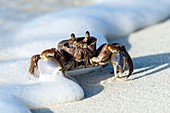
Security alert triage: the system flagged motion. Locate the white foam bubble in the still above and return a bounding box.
[0,59,84,109]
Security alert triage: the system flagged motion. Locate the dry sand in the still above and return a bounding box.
[33,20,170,113]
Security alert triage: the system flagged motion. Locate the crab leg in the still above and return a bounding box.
[123,55,133,78]
[113,63,119,79]
[113,64,123,80]
[29,54,40,75]
[110,52,124,79]
[111,43,133,79]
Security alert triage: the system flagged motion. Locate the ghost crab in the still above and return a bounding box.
[29,31,133,80]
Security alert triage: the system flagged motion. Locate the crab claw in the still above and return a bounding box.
[29,54,40,75]
[124,55,133,79]
[112,43,133,79]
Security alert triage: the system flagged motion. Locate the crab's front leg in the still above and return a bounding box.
[29,54,41,75]
[108,45,126,80]
[112,43,134,79]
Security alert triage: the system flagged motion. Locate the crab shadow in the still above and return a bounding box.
[130,52,170,80]
[74,66,112,98]
[31,108,53,113]
[75,52,170,98]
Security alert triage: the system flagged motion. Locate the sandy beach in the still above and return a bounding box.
[0,0,170,113]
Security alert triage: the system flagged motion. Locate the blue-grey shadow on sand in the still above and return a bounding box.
[75,52,170,98]
[130,52,170,80]
[74,69,107,98]
[31,108,53,113]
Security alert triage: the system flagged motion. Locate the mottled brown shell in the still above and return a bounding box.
[58,36,97,60]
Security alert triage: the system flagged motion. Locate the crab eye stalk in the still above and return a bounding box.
[85,31,90,38]
[70,33,76,41]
